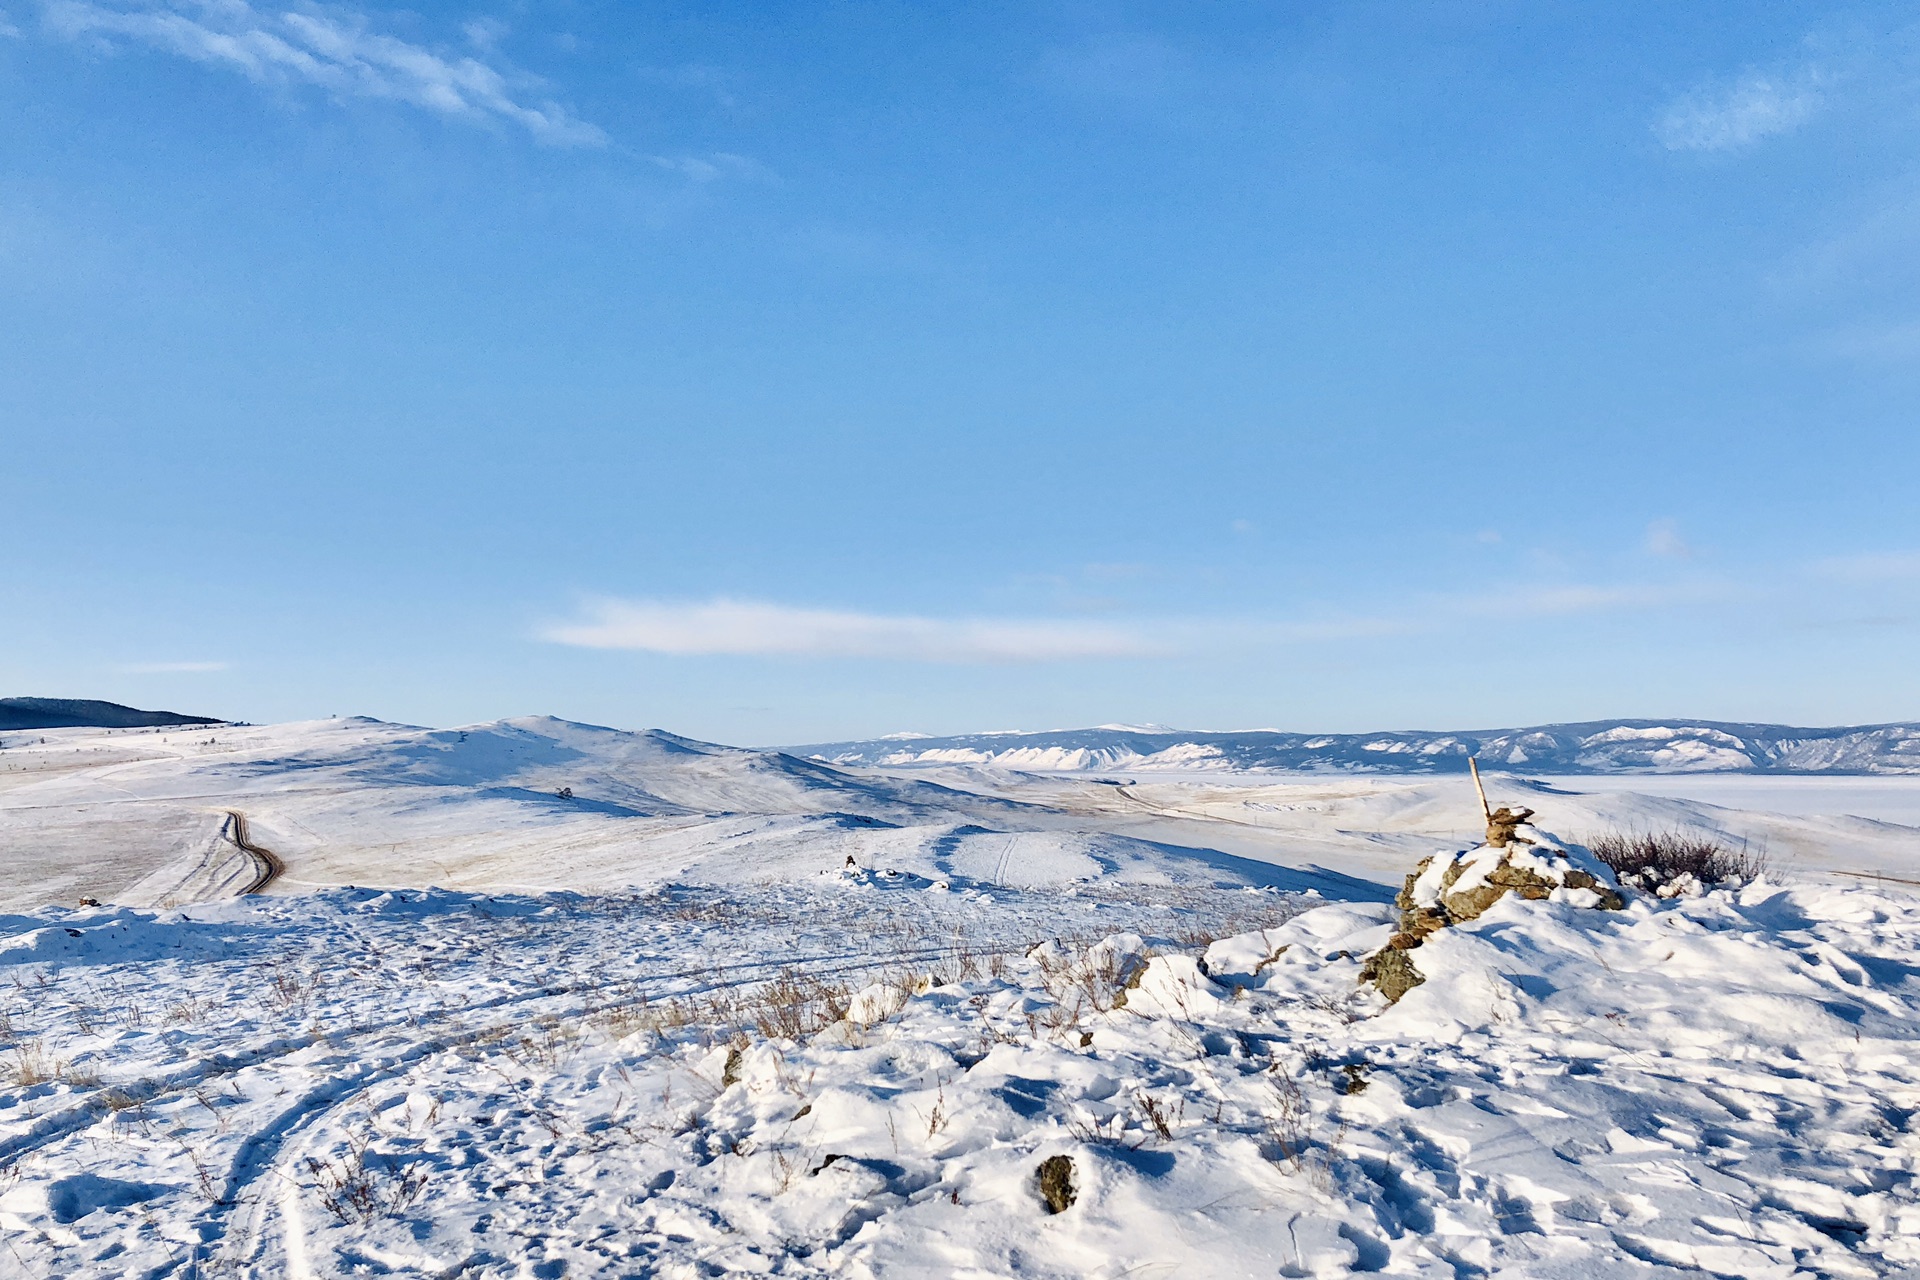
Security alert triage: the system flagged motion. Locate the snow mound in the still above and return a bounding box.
[1404,824,1622,917]
[1363,824,1623,1002]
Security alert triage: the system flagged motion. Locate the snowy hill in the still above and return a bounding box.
[794,718,1920,774]
[0,716,1371,911]
[5,715,1920,913]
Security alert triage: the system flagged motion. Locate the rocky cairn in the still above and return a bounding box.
[1362,805,1624,1002]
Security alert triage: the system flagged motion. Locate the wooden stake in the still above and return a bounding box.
[1469,757,1492,821]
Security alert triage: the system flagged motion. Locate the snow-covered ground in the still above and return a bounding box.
[4,875,1919,1277]
[4,717,1919,912]
[3,717,1920,1276]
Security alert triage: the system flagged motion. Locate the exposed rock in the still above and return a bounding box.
[1036,1155,1076,1214]
[1485,805,1535,848]
[1358,937,1426,1002]
[1364,825,1623,1002]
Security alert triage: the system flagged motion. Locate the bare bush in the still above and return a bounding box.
[1588,830,1767,895]
[1263,1070,1310,1167]
[304,1127,428,1224]
[1136,1092,1182,1142]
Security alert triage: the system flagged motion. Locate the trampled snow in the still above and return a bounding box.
[2,717,1919,1276]
[4,875,1919,1276]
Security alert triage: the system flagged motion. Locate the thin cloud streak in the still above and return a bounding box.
[543,598,1165,663]
[40,0,604,145]
[1655,71,1820,151]
[543,579,1739,666]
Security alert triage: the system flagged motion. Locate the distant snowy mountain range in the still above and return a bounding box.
[791,720,1920,775]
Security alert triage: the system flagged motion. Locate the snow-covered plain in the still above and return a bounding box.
[5,717,1919,911]
[3,717,1920,1276]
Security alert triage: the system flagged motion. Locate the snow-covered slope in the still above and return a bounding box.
[794,719,1920,774]
[0,717,1369,911]
[6,716,1920,912]
[6,718,1920,1277]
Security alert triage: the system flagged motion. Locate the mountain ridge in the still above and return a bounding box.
[789,718,1920,775]
[0,697,223,732]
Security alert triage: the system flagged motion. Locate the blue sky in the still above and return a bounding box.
[4,1,1919,742]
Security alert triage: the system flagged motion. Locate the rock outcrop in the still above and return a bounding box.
[1362,824,1623,1002]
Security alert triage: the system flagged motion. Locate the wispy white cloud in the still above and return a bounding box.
[1655,70,1821,151]
[461,16,504,52]
[118,660,228,673]
[1644,518,1695,559]
[543,578,1741,666]
[39,0,604,145]
[542,598,1165,663]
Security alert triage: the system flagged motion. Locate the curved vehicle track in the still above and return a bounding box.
[225,810,284,894]
[0,938,994,1173]
[200,938,1006,1273]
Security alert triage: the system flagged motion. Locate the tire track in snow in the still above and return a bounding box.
[201,939,1036,1273]
[0,936,996,1170]
[226,810,284,895]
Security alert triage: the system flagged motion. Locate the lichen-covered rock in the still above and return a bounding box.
[1484,805,1536,848]
[1036,1155,1076,1214]
[1364,825,1622,1003]
[1358,938,1426,1002]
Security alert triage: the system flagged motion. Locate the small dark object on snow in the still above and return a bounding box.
[844,854,857,870]
[1036,1154,1076,1214]
[556,787,574,800]
[1340,1063,1370,1095]
[78,897,101,907]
